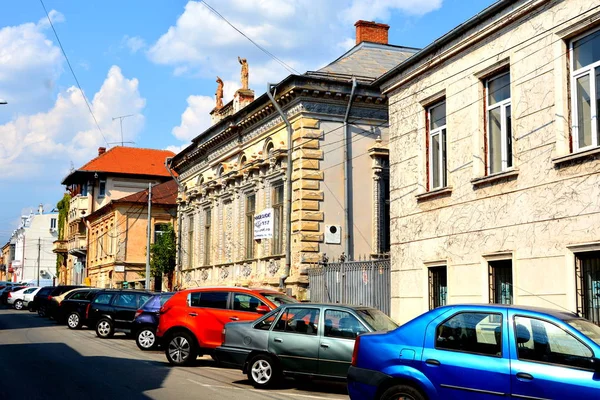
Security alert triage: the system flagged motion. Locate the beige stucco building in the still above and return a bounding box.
[378,0,600,323]
[171,22,417,298]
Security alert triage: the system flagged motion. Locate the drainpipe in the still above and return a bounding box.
[166,157,184,290]
[266,83,293,290]
[344,78,357,261]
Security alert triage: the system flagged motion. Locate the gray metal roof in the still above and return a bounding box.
[313,42,419,80]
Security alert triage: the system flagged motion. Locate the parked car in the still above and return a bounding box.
[216,303,397,388]
[55,288,102,328]
[23,287,43,311]
[86,289,154,338]
[34,285,86,317]
[157,287,298,366]
[132,292,175,350]
[1,286,26,305]
[7,286,39,310]
[29,286,54,313]
[348,304,600,400]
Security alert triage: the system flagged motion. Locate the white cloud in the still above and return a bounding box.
[0,66,146,180]
[155,0,442,146]
[0,11,64,116]
[122,35,146,53]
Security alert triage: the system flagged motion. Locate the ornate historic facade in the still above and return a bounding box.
[172,22,417,298]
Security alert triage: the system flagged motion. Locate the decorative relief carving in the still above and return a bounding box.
[268,259,280,276]
[241,264,252,278]
[220,266,229,280]
[201,269,209,281]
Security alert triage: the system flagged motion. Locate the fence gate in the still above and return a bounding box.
[307,258,391,315]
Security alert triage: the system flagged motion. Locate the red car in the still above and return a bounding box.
[157,287,297,365]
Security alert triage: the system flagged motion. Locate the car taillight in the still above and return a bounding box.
[134,309,143,320]
[7,292,12,299]
[159,305,170,315]
[86,303,91,319]
[48,295,53,300]
[351,335,361,367]
[222,328,226,343]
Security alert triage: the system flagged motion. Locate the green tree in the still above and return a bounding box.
[56,193,71,276]
[150,223,176,291]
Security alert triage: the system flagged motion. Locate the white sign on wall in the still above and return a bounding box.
[115,265,125,272]
[254,208,274,240]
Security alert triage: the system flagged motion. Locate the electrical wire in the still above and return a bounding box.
[199,0,300,76]
[39,0,109,147]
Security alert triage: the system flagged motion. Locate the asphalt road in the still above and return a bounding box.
[0,306,349,400]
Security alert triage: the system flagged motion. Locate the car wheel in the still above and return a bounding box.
[165,332,197,366]
[67,312,82,330]
[380,384,426,400]
[14,300,23,310]
[96,318,114,338]
[38,307,46,317]
[247,354,280,389]
[136,328,157,351]
[28,304,35,312]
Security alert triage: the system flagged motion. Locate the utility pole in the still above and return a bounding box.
[111,114,134,146]
[36,238,41,286]
[145,183,152,290]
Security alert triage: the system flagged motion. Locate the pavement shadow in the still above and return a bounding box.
[232,377,348,396]
[0,309,57,330]
[0,342,170,400]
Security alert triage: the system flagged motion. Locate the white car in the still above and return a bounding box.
[9,287,41,310]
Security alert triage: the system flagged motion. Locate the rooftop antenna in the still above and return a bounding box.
[110,114,136,146]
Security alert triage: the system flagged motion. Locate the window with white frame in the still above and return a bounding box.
[50,218,57,230]
[245,194,256,259]
[427,101,447,189]
[486,72,512,174]
[571,29,600,151]
[98,179,106,197]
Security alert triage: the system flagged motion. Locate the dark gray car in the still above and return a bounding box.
[215,303,397,388]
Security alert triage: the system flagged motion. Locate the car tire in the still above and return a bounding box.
[136,328,157,351]
[96,318,115,338]
[28,304,35,312]
[380,384,426,400]
[38,307,46,317]
[165,331,197,366]
[14,300,23,310]
[67,312,83,330]
[247,354,281,389]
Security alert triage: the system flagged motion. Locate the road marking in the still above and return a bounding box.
[185,379,345,399]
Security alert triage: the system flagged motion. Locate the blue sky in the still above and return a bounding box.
[0,0,496,241]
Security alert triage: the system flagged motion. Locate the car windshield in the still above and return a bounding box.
[356,308,398,331]
[260,293,298,306]
[566,319,600,346]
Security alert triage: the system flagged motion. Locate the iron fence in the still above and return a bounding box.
[307,257,391,315]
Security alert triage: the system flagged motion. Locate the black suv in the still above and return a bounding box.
[57,288,101,329]
[34,285,86,317]
[30,286,54,314]
[87,290,153,338]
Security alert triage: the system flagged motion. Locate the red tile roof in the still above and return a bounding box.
[116,179,178,206]
[78,147,175,176]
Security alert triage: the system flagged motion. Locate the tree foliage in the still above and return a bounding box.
[150,223,176,279]
[55,193,71,275]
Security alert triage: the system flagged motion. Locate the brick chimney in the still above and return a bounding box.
[98,147,106,156]
[355,20,389,45]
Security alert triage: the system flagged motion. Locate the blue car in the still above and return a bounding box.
[348,304,600,400]
[133,292,174,350]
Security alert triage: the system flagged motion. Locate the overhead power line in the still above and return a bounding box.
[39,0,109,147]
[199,0,301,76]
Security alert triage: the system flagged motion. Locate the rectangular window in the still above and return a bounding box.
[272,183,284,255]
[273,307,320,335]
[571,29,600,151]
[489,260,513,304]
[189,291,228,309]
[204,209,211,266]
[429,266,448,310]
[485,72,512,174]
[245,194,256,259]
[81,183,88,196]
[437,312,502,356]
[98,180,106,198]
[154,223,168,243]
[427,101,447,190]
[50,218,57,230]
[188,215,194,268]
[576,251,600,325]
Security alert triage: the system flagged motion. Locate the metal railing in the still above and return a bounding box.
[307,256,390,315]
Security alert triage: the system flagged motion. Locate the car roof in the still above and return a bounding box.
[434,303,579,320]
[276,303,379,311]
[95,289,154,294]
[181,286,283,294]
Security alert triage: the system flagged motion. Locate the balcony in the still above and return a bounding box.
[68,195,90,223]
[52,240,68,254]
[68,234,87,256]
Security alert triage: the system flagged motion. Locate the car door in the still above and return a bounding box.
[420,310,511,399]
[22,287,37,301]
[112,293,137,329]
[188,290,230,347]
[269,306,320,374]
[318,309,369,377]
[509,313,600,399]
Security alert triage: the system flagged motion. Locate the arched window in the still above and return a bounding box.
[217,165,225,178]
[240,154,247,167]
[265,141,275,157]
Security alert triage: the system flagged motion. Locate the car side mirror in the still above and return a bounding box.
[256,305,270,314]
[591,358,600,374]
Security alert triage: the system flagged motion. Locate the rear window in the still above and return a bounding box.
[260,292,298,306]
[93,293,114,305]
[69,291,89,300]
[356,308,398,332]
[159,293,174,306]
[37,288,53,296]
[190,291,228,309]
